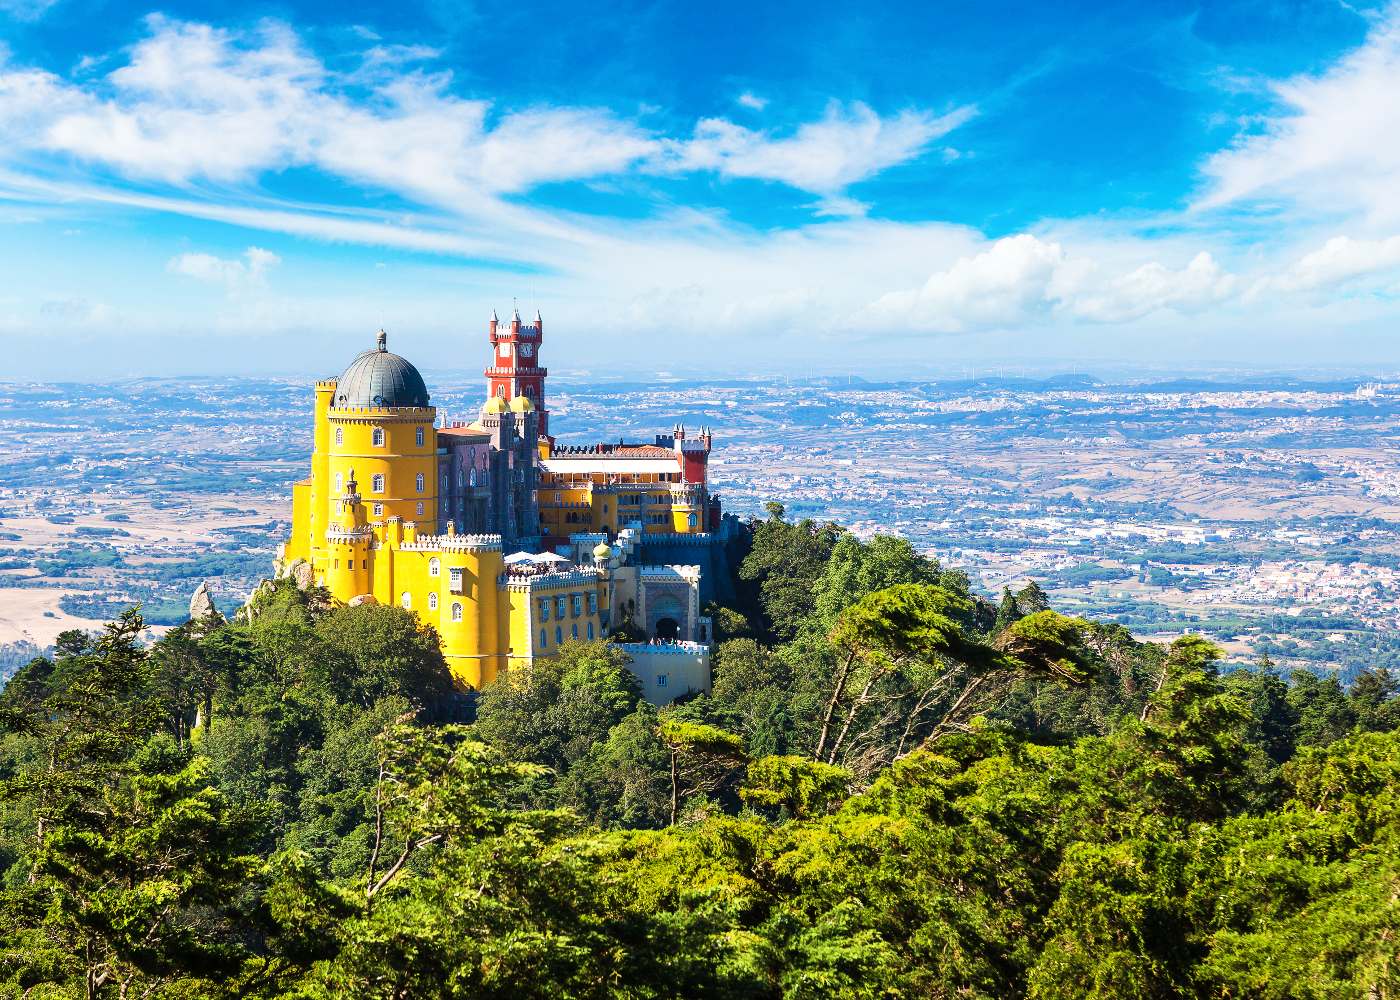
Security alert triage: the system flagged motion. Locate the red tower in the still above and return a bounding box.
[485,307,549,437]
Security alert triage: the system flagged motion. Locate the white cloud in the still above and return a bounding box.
[736,91,767,111]
[863,236,1241,332]
[1199,7,1400,226]
[168,246,280,290]
[665,101,975,207]
[1262,234,1400,294]
[0,18,962,226]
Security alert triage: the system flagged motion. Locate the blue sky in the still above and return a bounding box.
[2,0,1400,377]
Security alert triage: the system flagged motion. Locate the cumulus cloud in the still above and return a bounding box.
[168,246,281,290]
[863,236,1241,332]
[1261,234,1400,294]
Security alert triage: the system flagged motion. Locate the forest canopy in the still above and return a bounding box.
[0,505,1397,999]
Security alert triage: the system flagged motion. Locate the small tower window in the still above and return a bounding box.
[416,501,424,516]
[449,567,463,590]
[415,426,425,447]
[335,427,344,446]
[372,503,383,516]
[429,557,440,577]
[401,592,411,609]
[371,474,384,493]
[372,427,385,447]
[451,602,463,621]
[416,473,425,494]
[428,593,438,611]
[657,674,669,688]
[335,472,343,493]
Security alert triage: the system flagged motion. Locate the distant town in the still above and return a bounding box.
[5,370,1400,681]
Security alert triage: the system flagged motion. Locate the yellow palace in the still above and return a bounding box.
[280,320,719,703]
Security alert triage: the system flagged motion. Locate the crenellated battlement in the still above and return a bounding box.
[400,532,504,553]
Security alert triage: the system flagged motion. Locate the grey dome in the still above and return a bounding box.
[334,331,430,408]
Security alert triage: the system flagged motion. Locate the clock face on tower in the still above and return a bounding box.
[520,343,535,358]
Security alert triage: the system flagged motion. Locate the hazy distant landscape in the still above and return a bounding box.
[5,370,1400,680]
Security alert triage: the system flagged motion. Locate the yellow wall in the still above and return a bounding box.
[326,407,438,527]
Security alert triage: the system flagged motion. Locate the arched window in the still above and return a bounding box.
[571,623,579,639]
[451,602,463,621]
[371,474,384,493]
[540,629,547,648]
[428,593,438,610]
[429,557,440,577]
[586,622,594,640]
[555,626,563,645]
[416,501,424,516]
[372,427,385,447]
[689,513,698,529]
[335,472,343,493]
[400,592,411,609]
[469,468,477,487]
[334,427,344,446]
[415,426,425,447]
[416,473,425,494]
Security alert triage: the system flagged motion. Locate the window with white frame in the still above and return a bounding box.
[415,473,425,493]
[372,427,385,446]
[571,594,582,616]
[428,593,438,610]
[371,474,385,493]
[657,674,668,688]
[400,592,411,609]
[372,503,383,516]
[415,426,425,447]
[429,557,440,577]
[555,596,567,618]
[335,472,344,493]
[416,502,424,516]
[334,427,344,446]
[451,602,463,621]
[587,593,598,614]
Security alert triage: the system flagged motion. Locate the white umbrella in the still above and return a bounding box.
[503,551,537,565]
[537,551,571,563]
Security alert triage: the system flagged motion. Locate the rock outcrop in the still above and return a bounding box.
[189,581,218,621]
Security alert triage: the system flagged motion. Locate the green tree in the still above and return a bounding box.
[738,503,843,640]
[655,719,747,825]
[740,754,851,818]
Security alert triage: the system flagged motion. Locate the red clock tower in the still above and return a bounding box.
[485,307,550,437]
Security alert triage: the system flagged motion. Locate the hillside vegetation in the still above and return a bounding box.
[0,503,1397,998]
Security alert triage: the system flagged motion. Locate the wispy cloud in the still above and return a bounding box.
[662,101,976,215]
[736,91,767,111]
[1198,6,1400,227]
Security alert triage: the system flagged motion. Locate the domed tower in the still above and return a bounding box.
[325,330,438,530]
[485,307,549,439]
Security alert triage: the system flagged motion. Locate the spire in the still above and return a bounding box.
[376,329,387,352]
